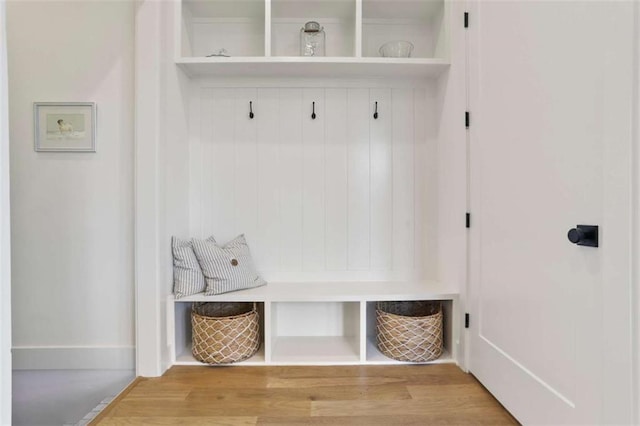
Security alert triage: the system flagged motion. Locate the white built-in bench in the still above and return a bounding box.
[168,281,459,366]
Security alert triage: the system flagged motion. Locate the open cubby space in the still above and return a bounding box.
[173,301,266,365]
[271,0,356,57]
[365,299,454,364]
[271,302,360,364]
[181,0,265,57]
[362,0,446,58]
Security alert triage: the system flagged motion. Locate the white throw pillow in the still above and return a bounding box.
[172,236,212,298]
[192,234,267,295]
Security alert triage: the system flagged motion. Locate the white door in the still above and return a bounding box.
[468,1,636,424]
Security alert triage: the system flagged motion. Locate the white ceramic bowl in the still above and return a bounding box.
[379,41,414,58]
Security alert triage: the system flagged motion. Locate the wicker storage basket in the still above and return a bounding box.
[191,302,260,364]
[376,301,443,362]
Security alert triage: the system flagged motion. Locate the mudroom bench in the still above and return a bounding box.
[167,281,459,366]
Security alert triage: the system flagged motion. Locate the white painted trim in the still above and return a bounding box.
[0,0,11,423]
[12,347,135,371]
[134,0,163,377]
[633,2,640,424]
[600,2,636,421]
[173,0,181,61]
[462,0,472,374]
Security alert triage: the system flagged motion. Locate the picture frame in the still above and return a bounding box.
[33,102,96,152]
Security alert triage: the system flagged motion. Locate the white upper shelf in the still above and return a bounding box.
[176,56,450,78]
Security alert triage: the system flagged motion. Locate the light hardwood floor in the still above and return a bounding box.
[92,365,519,425]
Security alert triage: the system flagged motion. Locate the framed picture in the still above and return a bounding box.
[33,102,96,152]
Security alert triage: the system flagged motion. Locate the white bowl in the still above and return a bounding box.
[379,41,414,58]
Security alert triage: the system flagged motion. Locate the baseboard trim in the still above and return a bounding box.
[12,346,135,370]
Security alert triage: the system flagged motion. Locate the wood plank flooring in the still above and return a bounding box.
[92,365,519,425]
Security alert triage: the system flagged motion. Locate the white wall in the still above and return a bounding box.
[7,1,134,369]
[0,0,12,421]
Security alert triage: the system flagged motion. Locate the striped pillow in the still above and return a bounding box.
[172,236,211,298]
[192,234,267,295]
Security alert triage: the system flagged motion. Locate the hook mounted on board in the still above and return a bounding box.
[373,102,379,119]
[249,101,254,119]
[311,102,316,120]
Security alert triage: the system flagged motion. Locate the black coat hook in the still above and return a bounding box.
[311,101,316,120]
[249,101,254,119]
[373,101,378,119]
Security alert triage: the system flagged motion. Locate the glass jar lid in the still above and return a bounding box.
[303,21,321,32]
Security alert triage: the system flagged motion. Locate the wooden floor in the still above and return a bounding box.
[92,365,518,425]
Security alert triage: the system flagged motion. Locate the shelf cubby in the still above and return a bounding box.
[365,299,454,363]
[271,0,356,57]
[180,0,266,57]
[171,301,267,365]
[271,301,361,364]
[362,0,446,58]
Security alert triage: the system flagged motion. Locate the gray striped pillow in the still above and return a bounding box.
[172,236,212,298]
[192,234,267,295]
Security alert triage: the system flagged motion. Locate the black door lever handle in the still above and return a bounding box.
[567,225,598,247]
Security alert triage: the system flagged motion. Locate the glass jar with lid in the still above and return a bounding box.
[300,21,325,56]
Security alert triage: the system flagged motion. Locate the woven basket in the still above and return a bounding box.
[191,302,260,364]
[376,301,443,362]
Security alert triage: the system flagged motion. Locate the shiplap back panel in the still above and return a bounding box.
[324,89,349,272]
[190,86,435,282]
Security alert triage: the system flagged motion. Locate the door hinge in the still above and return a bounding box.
[465,111,470,128]
[464,12,469,28]
[466,212,471,228]
[465,313,470,328]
